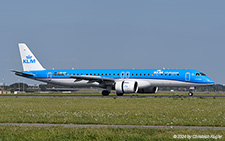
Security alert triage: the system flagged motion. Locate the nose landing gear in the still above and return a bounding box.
[188,87,195,96]
[188,91,193,96]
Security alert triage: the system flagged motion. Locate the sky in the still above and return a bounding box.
[0,0,224,85]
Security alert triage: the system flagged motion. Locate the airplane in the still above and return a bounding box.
[11,43,215,96]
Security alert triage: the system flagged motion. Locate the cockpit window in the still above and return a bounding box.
[196,72,206,76]
[200,72,206,76]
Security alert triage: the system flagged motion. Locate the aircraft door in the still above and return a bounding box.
[47,72,53,81]
[126,72,130,79]
[120,72,125,79]
[185,72,190,81]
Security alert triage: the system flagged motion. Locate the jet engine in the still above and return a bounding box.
[115,80,138,94]
[137,87,158,93]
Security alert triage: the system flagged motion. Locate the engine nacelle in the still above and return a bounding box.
[137,87,158,93]
[115,80,138,93]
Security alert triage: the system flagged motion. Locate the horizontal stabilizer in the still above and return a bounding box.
[10,70,35,76]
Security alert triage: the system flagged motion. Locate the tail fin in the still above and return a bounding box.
[18,43,45,71]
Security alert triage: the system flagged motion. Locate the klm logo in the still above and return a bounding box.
[154,69,163,74]
[23,55,36,64]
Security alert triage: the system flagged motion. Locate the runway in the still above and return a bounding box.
[0,123,224,130]
[0,95,225,98]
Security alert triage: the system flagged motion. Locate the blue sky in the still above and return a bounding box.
[0,0,224,85]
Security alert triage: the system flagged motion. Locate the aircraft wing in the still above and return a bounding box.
[10,70,35,76]
[69,75,115,83]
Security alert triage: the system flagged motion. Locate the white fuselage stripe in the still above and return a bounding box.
[37,78,211,88]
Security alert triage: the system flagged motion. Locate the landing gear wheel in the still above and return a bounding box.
[102,90,110,96]
[188,92,193,96]
[116,93,124,96]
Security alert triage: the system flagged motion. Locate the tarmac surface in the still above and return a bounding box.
[0,95,225,98]
[0,123,224,130]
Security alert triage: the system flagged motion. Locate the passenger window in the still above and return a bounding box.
[105,74,107,76]
[152,74,154,76]
[94,74,96,76]
[161,74,163,76]
[143,74,145,76]
[173,74,175,76]
[140,74,142,76]
[132,74,134,76]
[177,74,179,76]
[169,74,171,76]
[165,74,167,76]
[157,74,158,76]
[113,74,115,76]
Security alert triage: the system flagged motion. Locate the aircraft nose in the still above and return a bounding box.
[205,77,215,84]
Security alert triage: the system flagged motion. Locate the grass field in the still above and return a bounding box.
[0,96,224,126]
[0,126,224,140]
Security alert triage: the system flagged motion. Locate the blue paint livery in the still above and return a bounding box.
[22,69,214,84]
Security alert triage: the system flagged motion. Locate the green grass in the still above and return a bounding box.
[0,126,224,140]
[0,97,224,126]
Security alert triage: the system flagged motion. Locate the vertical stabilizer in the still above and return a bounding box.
[18,43,45,71]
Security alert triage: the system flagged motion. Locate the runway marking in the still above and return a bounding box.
[0,95,225,98]
[0,123,224,130]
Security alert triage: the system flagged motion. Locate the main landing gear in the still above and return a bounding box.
[116,93,124,96]
[101,91,124,96]
[102,90,110,96]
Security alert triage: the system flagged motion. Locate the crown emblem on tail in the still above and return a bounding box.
[26,55,32,59]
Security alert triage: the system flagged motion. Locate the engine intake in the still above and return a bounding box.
[115,80,138,93]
